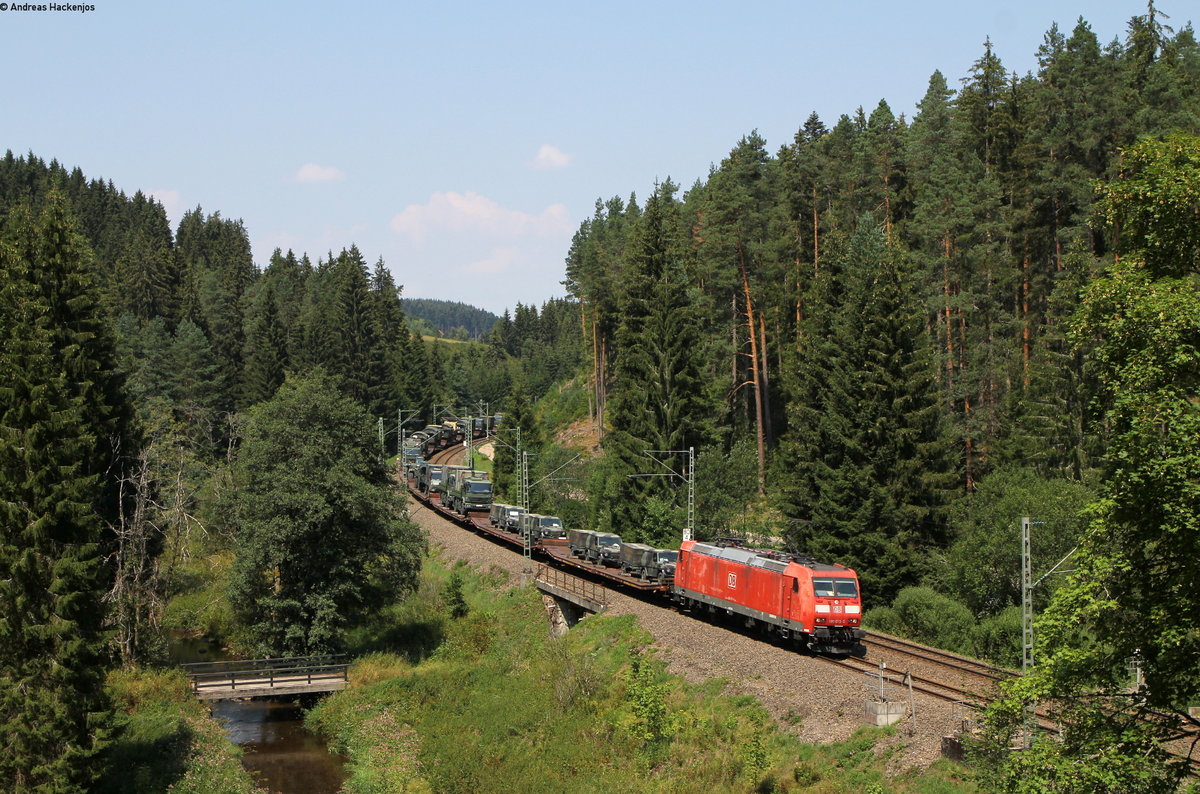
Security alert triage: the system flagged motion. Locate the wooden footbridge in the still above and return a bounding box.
[182,655,349,701]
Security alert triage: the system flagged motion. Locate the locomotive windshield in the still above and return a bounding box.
[812,578,859,598]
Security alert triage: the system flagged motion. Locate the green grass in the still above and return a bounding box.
[96,668,257,794]
[309,554,981,793]
[466,447,494,476]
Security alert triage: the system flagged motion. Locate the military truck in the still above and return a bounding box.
[440,420,463,443]
[592,532,623,566]
[489,503,512,527]
[489,503,525,532]
[503,505,526,532]
[441,465,472,495]
[568,529,621,567]
[418,463,445,494]
[518,513,565,541]
[418,431,441,456]
[446,470,492,515]
[619,543,678,581]
[568,528,595,559]
[401,440,423,477]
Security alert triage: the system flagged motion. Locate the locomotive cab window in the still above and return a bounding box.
[813,579,859,598]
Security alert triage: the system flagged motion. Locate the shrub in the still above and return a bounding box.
[864,586,974,653]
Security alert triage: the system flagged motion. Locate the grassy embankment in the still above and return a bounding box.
[308,554,978,793]
[96,668,258,793]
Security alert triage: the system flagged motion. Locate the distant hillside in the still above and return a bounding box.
[402,298,499,340]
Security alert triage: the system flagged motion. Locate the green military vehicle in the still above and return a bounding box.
[445,469,492,515]
[518,513,565,541]
[618,542,678,582]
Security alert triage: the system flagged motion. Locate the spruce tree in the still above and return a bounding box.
[367,258,408,419]
[780,223,952,604]
[492,373,542,505]
[241,285,289,406]
[599,182,714,546]
[0,195,136,791]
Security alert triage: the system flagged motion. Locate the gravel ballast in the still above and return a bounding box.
[407,495,965,771]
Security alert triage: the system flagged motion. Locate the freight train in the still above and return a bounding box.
[401,423,864,655]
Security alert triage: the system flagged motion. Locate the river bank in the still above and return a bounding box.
[95,668,259,794]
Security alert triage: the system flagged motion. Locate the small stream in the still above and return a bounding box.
[212,698,347,794]
[171,634,348,794]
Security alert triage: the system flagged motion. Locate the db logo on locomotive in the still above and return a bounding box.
[727,572,737,589]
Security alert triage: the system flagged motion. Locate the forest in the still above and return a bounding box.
[1,3,1199,791]
[401,297,499,340]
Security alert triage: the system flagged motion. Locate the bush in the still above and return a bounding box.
[864,586,974,654]
[969,606,1022,667]
[444,571,468,619]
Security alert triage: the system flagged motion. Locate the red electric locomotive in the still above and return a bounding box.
[672,539,865,655]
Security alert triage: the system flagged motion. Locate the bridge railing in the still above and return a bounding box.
[535,564,608,609]
[182,654,349,695]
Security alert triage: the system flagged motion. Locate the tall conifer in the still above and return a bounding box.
[600,182,714,546]
[0,194,136,791]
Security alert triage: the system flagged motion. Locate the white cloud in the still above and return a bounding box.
[389,191,571,243]
[530,144,572,170]
[293,163,346,183]
[467,247,519,274]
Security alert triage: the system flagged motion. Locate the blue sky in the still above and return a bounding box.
[2,0,1176,314]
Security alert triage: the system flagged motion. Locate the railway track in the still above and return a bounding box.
[402,438,1200,772]
[826,652,990,708]
[864,631,1013,684]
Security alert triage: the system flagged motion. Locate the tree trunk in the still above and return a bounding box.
[738,244,767,497]
[598,331,608,441]
[943,235,954,394]
[1022,256,1031,387]
[592,314,602,437]
[731,292,739,412]
[582,302,594,423]
[759,313,773,447]
[811,187,820,264]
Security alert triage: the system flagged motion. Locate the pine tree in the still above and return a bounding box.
[241,284,289,406]
[600,181,714,546]
[780,223,952,603]
[983,132,1200,793]
[0,194,136,791]
[695,132,782,495]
